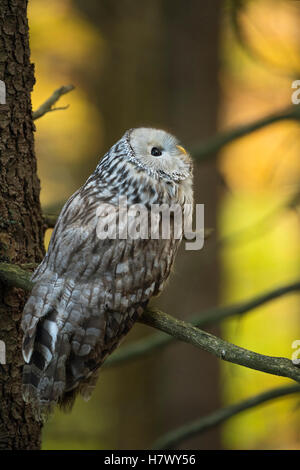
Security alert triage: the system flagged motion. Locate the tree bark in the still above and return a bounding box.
[0,0,44,450]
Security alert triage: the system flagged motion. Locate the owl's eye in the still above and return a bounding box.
[151,147,162,157]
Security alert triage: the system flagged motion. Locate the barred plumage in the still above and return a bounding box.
[21,127,193,419]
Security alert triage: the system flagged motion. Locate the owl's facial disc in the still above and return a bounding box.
[128,127,191,179]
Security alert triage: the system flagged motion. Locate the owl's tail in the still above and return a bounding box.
[21,275,108,421]
[22,316,71,421]
[21,275,73,421]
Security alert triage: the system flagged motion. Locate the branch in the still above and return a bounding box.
[32,85,75,120]
[1,262,300,383]
[105,280,300,367]
[140,308,300,382]
[192,106,300,161]
[0,263,33,291]
[152,383,300,449]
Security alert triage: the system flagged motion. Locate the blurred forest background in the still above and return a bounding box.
[28,0,300,449]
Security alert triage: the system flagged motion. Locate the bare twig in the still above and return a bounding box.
[33,85,75,120]
[152,383,300,449]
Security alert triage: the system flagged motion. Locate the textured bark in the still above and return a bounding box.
[0,0,44,450]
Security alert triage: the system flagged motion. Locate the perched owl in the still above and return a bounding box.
[21,128,193,419]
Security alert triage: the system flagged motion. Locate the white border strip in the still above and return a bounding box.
[0,80,6,104]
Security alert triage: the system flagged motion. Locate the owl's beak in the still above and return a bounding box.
[176,145,187,155]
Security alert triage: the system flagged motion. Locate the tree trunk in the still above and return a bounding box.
[0,0,44,450]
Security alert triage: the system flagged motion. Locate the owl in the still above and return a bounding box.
[21,127,193,419]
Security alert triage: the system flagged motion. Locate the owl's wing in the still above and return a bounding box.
[21,190,178,417]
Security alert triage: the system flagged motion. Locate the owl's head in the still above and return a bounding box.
[125,127,192,183]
